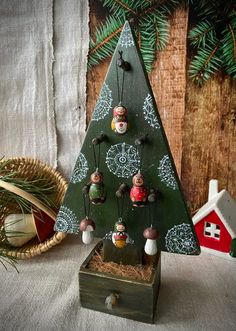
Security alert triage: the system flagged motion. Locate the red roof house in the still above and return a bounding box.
[193,180,236,260]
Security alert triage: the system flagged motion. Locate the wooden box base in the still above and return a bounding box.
[79,242,161,324]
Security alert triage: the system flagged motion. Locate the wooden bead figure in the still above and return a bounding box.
[89,171,106,205]
[111,105,128,135]
[112,219,129,249]
[130,172,148,207]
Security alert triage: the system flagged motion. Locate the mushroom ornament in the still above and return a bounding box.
[130,172,148,207]
[79,217,96,244]
[4,209,55,247]
[4,213,37,247]
[143,227,159,256]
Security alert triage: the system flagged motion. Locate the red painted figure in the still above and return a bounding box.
[130,172,148,207]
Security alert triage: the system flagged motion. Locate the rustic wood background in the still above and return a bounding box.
[87,3,236,212]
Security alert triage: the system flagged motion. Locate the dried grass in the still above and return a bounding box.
[87,249,156,282]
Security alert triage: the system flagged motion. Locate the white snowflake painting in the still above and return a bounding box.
[92,83,113,121]
[158,155,177,190]
[165,223,198,255]
[71,153,89,184]
[118,22,134,48]
[106,143,140,178]
[54,206,79,234]
[143,94,160,130]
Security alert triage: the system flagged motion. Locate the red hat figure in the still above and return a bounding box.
[130,172,148,207]
[111,105,128,135]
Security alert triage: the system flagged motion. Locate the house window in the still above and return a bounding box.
[204,222,220,239]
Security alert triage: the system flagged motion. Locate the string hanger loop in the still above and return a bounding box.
[117,50,131,71]
[135,134,149,171]
[91,133,107,171]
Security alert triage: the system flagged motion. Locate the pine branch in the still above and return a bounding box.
[188,20,215,48]
[221,18,236,77]
[189,41,222,86]
[89,0,183,71]
[191,0,218,20]
[188,1,236,84]
[88,15,124,68]
[138,21,157,72]
[0,227,19,271]
[0,253,18,272]
[155,15,170,50]
[101,0,138,16]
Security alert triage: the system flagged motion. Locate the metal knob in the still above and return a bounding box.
[105,293,119,310]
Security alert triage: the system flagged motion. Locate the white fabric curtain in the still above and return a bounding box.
[0,0,89,178]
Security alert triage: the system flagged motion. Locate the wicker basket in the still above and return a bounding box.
[0,157,68,259]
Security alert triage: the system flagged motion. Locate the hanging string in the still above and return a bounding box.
[83,193,90,218]
[137,143,145,172]
[148,202,153,228]
[116,52,125,104]
[92,143,101,171]
[116,195,125,220]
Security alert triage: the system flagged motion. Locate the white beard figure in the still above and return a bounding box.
[114,121,128,134]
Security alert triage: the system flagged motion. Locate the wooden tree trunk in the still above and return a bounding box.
[87,3,236,211]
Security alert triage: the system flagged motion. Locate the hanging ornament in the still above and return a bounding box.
[111,189,130,248]
[130,135,149,207]
[111,104,128,135]
[88,170,106,205]
[84,137,106,205]
[143,226,159,256]
[79,193,95,244]
[112,219,130,249]
[80,217,96,244]
[111,51,130,135]
[130,171,148,207]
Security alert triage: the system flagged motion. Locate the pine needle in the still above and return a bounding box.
[188,0,236,84]
[88,0,183,70]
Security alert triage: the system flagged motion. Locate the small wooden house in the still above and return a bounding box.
[193,180,236,260]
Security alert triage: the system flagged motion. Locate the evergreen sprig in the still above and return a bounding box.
[222,17,236,77]
[88,15,124,68]
[89,0,184,72]
[90,0,236,85]
[188,0,236,85]
[189,41,222,85]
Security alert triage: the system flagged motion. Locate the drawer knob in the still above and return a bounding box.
[105,293,119,310]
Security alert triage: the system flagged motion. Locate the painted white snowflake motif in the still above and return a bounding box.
[118,22,134,48]
[158,155,177,190]
[106,143,140,178]
[71,153,89,184]
[54,206,79,234]
[92,83,113,121]
[165,223,198,255]
[143,94,160,129]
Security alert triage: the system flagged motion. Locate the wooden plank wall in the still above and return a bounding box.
[182,76,236,211]
[87,2,236,212]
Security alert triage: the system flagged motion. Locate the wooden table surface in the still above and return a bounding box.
[0,235,235,331]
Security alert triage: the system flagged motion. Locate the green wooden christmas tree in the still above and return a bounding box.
[54,21,200,323]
